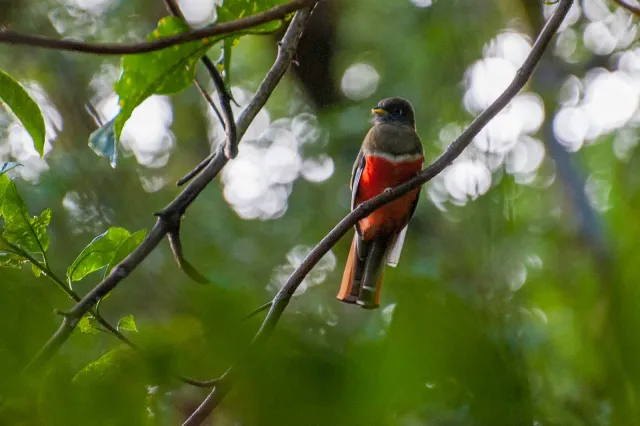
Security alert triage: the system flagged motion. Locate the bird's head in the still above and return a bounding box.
[371,97,416,128]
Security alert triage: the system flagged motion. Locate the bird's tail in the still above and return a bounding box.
[337,234,388,309]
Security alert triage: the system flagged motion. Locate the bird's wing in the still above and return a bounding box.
[351,149,365,211]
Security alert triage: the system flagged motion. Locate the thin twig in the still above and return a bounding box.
[161,0,235,282]
[176,153,216,186]
[26,5,313,371]
[0,0,317,55]
[612,0,640,15]
[179,376,220,388]
[5,240,135,349]
[242,301,273,321]
[202,56,238,159]
[168,226,210,284]
[194,78,224,128]
[163,0,238,160]
[181,1,573,425]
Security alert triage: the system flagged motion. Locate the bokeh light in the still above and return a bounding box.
[340,63,380,101]
[210,88,334,220]
[268,245,337,297]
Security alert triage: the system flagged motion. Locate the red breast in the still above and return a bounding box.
[355,153,423,240]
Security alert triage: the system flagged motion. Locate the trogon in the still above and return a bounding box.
[336,97,424,309]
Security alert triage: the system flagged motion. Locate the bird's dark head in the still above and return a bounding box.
[371,97,415,127]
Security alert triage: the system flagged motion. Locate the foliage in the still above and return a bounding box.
[1,0,640,425]
[0,71,45,157]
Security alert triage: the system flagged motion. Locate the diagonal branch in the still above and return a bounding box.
[4,239,135,349]
[26,6,316,372]
[159,0,236,283]
[163,0,238,160]
[0,0,318,55]
[611,0,640,15]
[181,1,574,425]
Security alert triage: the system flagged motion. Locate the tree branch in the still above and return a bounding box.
[163,0,238,161]
[26,6,315,372]
[181,1,574,424]
[4,240,136,350]
[0,0,318,55]
[611,0,640,15]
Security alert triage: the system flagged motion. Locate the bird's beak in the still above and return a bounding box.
[371,107,387,116]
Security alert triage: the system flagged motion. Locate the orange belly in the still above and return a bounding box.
[355,155,423,240]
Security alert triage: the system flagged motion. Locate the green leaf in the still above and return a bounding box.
[67,227,132,282]
[88,118,117,168]
[73,348,130,383]
[0,176,51,255]
[111,2,288,143]
[0,70,46,157]
[0,162,22,176]
[0,234,26,269]
[113,16,216,140]
[216,1,285,34]
[0,174,9,203]
[117,314,138,332]
[31,262,42,277]
[215,0,286,87]
[104,229,147,278]
[78,315,101,335]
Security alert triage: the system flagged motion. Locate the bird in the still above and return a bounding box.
[336,97,424,309]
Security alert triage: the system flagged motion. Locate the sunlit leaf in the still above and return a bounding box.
[88,118,117,168]
[78,315,100,335]
[104,229,147,278]
[31,263,42,277]
[73,348,131,383]
[0,235,26,269]
[216,1,285,34]
[112,1,289,142]
[0,71,46,157]
[0,176,51,255]
[215,0,286,88]
[0,252,25,269]
[117,315,138,332]
[113,17,217,140]
[67,227,132,282]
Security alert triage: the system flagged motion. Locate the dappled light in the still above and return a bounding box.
[268,244,337,296]
[217,88,333,219]
[340,63,380,101]
[3,0,640,424]
[430,30,547,206]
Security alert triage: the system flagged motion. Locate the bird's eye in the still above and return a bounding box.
[395,108,404,116]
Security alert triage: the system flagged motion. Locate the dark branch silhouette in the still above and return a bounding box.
[612,0,640,15]
[25,6,317,372]
[0,0,318,55]
[181,1,574,425]
[161,0,237,283]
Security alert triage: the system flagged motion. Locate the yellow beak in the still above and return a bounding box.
[371,108,387,115]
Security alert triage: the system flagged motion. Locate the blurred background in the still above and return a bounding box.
[1,0,640,424]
